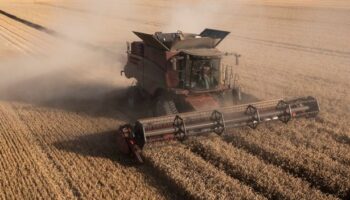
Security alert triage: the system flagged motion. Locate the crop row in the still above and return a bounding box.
[227,127,350,199]
[11,103,169,199]
[187,136,336,200]
[0,102,74,199]
[266,121,350,166]
[143,144,266,200]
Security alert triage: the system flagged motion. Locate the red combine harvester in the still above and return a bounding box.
[117,29,320,163]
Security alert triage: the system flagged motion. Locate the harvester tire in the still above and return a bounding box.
[154,97,178,116]
[232,87,242,102]
[127,86,144,108]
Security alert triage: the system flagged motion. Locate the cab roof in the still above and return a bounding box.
[133,28,230,51]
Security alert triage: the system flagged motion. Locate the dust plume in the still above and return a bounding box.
[0,0,136,104]
[162,0,234,33]
[0,0,238,105]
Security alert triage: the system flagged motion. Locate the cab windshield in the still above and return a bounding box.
[189,58,220,90]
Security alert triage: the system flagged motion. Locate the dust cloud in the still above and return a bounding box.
[0,0,237,104]
[0,0,135,104]
[162,0,237,33]
[163,1,223,33]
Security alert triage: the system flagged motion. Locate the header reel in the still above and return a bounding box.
[117,96,320,163]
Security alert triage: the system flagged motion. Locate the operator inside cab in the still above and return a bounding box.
[192,62,218,90]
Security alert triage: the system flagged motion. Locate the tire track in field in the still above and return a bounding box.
[0,29,27,54]
[0,24,35,55]
[0,9,57,36]
[226,127,350,199]
[0,16,49,48]
[0,9,115,56]
[0,21,43,55]
[35,2,164,27]
[8,6,55,26]
[0,16,56,53]
[187,136,337,200]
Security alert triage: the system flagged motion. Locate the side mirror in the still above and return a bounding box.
[126,42,130,54]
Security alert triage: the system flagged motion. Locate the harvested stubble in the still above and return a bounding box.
[143,144,266,200]
[227,127,350,199]
[0,103,75,199]
[1,1,350,199]
[10,103,171,200]
[187,136,337,200]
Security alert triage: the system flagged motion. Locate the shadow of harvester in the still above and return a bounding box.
[53,130,189,199]
[53,130,139,166]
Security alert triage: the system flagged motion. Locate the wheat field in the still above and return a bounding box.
[0,0,349,199]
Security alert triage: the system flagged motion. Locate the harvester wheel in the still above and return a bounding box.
[168,101,179,114]
[221,87,242,106]
[127,86,147,109]
[154,96,178,116]
[232,87,242,102]
[132,145,144,164]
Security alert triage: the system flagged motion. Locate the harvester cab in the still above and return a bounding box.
[122,28,242,114]
[118,29,320,163]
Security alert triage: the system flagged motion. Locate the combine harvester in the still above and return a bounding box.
[117,29,320,163]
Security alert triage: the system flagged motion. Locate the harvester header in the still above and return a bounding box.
[118,29,320,163]
[117,96,320,163]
